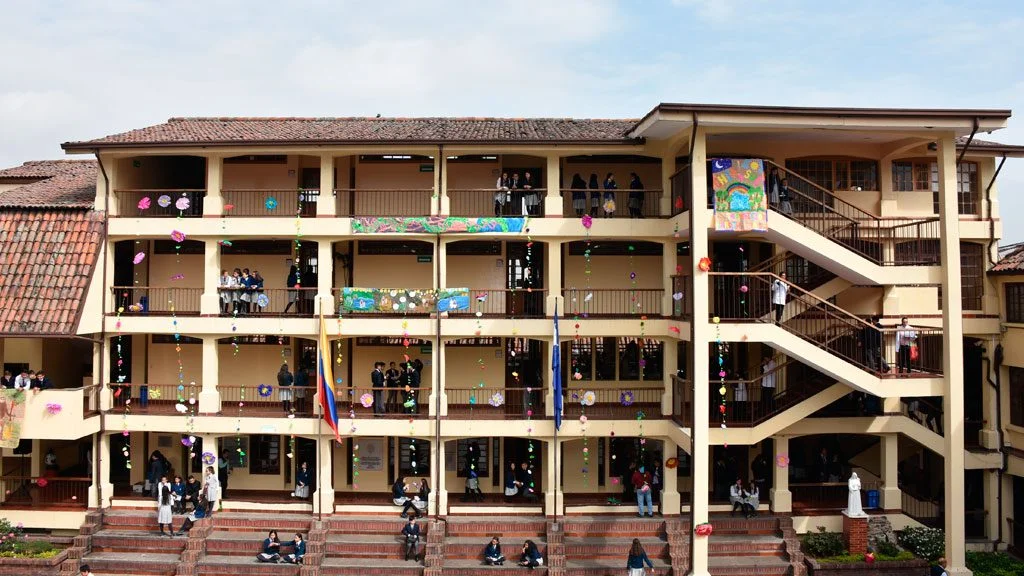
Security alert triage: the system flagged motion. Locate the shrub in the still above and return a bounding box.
[873,538,900,557]
[802,527,845,558]
[0,519,25,554]
[896,526,944,561]
[818,551,915,564]
[965,551,1024,576]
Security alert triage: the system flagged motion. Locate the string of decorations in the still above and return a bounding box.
[350,408,359,489]
[470,293,487,416]
[523,223,535,497]
[579,390,594,486]
[714,316,728,445]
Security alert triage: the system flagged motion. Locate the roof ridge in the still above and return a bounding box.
[166,116,638,122]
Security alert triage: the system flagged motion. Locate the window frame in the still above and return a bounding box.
[1005,283,1024,323]
[399,438,431,477]
[248,434,280,475]
[1009,367,1024,427]
[786,157,880,191]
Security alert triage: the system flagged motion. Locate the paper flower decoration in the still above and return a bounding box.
[171,274,185,281]
[202,452,216,466]
[579,415,588,424]
[573,371,583,380]
[170,230,186,243]
[174,403,187,413]
[488,392,505,407]
[739,285,749,293]
[776,454,790,468]
[469,395,477,405]
[581,214,593,229]
[674,196,684,209]
[36,478,48,489]
[403,398,415,409]
[175,196,191,211]
[181,436,194,447]
[45,403,62,415]
[665,457,679,469]
[581,391,596,407]
[257,293,269,308]
[137,197,151,210]
[133,252,146,265]
[265,197,278,210]
[257,384,273,398]
[219,240,233,247]
[360,393,374,408]
[157,195,172,208]
[620,391,635,406]
[149,389,162,400]
[694,523,713,537]
[672,292,683,301]
[636,410,647,420]
[698,257,712,272]
[223,204,235,211]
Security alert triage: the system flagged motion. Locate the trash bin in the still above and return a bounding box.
[866,489,879,509]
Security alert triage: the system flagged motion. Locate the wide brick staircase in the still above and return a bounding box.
[197,512,316,576]
[440,516,548,575]
[672,515,805,576]
[77,509,187,575]
[319,515,430,576]
[561,516,672,575]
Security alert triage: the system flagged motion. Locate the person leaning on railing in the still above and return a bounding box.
[895,317,918,375]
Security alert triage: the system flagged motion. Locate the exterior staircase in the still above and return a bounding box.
[560,516,671,575]
[440,516,548,575]
[197,512,315,575]
[320,515,429,576]
[670,516,805,576]
[77,509,187,576]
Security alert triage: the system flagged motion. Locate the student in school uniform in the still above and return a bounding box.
[570,173,588,216]
[256,530,283,563]
[588,173,601,217]
[218,270,233,314]
[282,533,306,564]
[239,268,254,314]
[171,476,186,514]
[251,270,265,313]
[602,173,618,218]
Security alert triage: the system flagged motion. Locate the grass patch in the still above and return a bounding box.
[965,552,1024,576]
[0,540,60,559]
[817,551,916,563]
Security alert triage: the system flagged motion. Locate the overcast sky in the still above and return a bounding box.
[2,0,1022,242]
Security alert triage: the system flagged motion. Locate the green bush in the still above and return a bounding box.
[896,526,945,561]
[818,551,916,564]
[874,538,900,557]
[966,551,1024,576]
[0,518,25,554]
[802,527,845,558]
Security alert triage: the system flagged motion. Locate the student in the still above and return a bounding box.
[628,172,645,218]
[517,462,535,500]
[570,173,588,216]
[760,355,777,414]
[294,461,311,499]
[277,363,294,414]
[505,461,520,499]
[729,478,745,516]
[632,465,654,517]
[282,533,306,564]
[78,564,95,576]
[256,530,283,563]
[400,480,429,518]
[385,361,401,413]
[147,451,166,496]
[463,469,483,502]
[203,466,220,516]
[767,167,782,207]
[519,540,543,569]
[626,538,654,576]
[239,268,253,314]
[896,317,918,374]
[393,477,410,507]
[602,172,617,218]
[183,475,201,512]
[495,172,511,216]
[484,536,505,565]
[509,172,522,216]
[171,476,186,513]
[771,272,789,323]
[218,450,231,499]
[743,480,760,518]
[371,361,386,416]
[44,449,58,471]
[156,475,174,537]
[283,265,300,314]
[522,172,540,216]
[218,270,233,314]
[588,173,601,217]
[401,516,422,561]
[932,557,948,576]
[13,369,32,391]
[230,269,243,315]
[34,370,52,390]
[0,371,12,388]
[294,366,310,415]
[778,177,793,214]
[174,502,206,535]
[251,270,266,313]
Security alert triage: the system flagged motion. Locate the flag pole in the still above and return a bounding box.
[317,301,324,522]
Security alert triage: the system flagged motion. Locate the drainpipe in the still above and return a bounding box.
[93,150,111,517]
[984,156,1008,266]
[956,117,980,167]
[981,341,1006,549]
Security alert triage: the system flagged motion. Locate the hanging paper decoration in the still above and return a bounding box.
[360,393,374,408]
[149,389,162,400]
[157,195,172,208]
[181,435,195,448]
[202,452,216,466]
[488,392,505,407]
[235,385,246,465]
[265,197,278,210]
[713,315,728,444]
[581,390,596,407]
[257,384,273,398]
[776,454,790,468]
[170,230,186,243]
[175,196,191,211]
[257,293,270,308]
[137,197,151,211]
[581,214,593,229]
[170,273,185,281]
[620,391,635,406]
[133,252,146,265]
[45,403,62,415]
[665,457,679,469]
[698,257,712,272]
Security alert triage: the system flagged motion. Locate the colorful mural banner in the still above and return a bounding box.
[711,158,767,232]
[0,390,26,448]
[351,217,526,234]
[341,287,470,313]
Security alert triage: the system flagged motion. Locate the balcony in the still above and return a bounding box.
[220,189,320,217]
[448,188,547,217]
[111,286,202,316]
[564,288,664,317]
[335,188,434,217]
[216,287,318,317]
[560,188,663,218]
[0,476,89,510]
[20,385,101,440]
[115,189,205,218]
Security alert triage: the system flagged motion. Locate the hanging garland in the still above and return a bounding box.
[350,409,359,489]
[113,287,131,470]
[713,316,728,446]
[235,385,246,465]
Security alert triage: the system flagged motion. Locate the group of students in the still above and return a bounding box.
[153,466,222,537]
[1,368,53,390]
[728,478,761,519]
[481,536,654,573]
[392,477,431,518]
[493,171,542,216]
[568,172,646,218]
[218,268,266,315]
[256,530,307,564]
[276,363,313,415]
[370,359,424,415]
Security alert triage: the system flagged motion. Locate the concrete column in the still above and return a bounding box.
[104,241,115,314]
[428,340,447,416]
[317,153,335,217]
[90,433,115,508]
[662,340,677,416]
[96,342,113,411]
[198,434,220,497]
[103,159,120,216]
[432,439,447,515]
[313,438,334,515]
[198,337,220,414]
[661,152,675,217]
[200,239,222,315]
[661,438,681,515]
[879,157,897,217]
[689,127,712,576]
[770,436,792,513]
[316,241,335,316]
[434,154,446,216]
[437,239,448,289]
[204,155,224,216]
[545,338,556,417]
[544,154,562,216]
[984,470,999,543]
[545,440,562,517]
[880,434,902,510]
[545,241,563,316]
[663,240,677,317]
[937,133,969,575]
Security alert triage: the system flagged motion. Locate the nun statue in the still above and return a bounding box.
[846,472,866,517]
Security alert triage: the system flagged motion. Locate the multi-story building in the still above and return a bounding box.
[2,103,1024,575]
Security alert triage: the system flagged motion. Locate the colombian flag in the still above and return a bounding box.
[318,312,339,440]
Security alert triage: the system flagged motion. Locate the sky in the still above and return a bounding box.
[2,0,1022,242]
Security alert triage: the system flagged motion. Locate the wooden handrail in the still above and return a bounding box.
[113,188,206,192]
[763,159,880,221]
[710,271,874,329]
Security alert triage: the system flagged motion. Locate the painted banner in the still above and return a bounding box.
[340,287,470,313]
[0,390,26,448]
[352,216,526,234]
[711,158,767,232]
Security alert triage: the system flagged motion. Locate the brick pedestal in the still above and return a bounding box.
[842,511,868,555]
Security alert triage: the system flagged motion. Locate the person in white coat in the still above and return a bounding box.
[771,273,789,323]
[203,465,220,516]
[156,475,175,537]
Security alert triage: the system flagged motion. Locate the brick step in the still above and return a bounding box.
[90,530,188,554]
[80,551,181,576]
[197,555,301,575]
[320,556,424,575]
[444,519,547,538]
[563,536,668,559]
[708,534,786,556]
[561,518,665,538]
[443,537,547,560]
[708,555,791,576]
[441,559,548,575]
[203,531,314,556]
[211,513,312,532]
[100,511,189,530]
[326,516,431,535]
[324,534,414,558]
[564,558,672,575]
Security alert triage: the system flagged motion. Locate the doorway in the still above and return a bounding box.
[506,338,543,416]
[506,241,544,316]
[505,438,542,495]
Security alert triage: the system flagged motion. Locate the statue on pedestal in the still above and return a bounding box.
[846,472,866,517]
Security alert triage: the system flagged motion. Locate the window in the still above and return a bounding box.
[399,438,430,477]
[457,438,488,478]
[958,162,979,215]
[595,338,616,380]
[893,160,979,215]
[1010,367,1024,427]
[570,338,593,381]
[961,243,984,310]
[617,338,663,381]
[786,158,879,191]
[1006,284,1024,323]
[249,434,280,475]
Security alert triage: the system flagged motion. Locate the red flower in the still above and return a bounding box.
[698,257,712,272]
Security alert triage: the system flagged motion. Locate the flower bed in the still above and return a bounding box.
[0,548,67,575]
[805,554,929,576]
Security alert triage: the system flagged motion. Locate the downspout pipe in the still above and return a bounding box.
[956,117,980,167]
[93,150,110,517]
[985,156,1008,267]
[981,341,1006,550]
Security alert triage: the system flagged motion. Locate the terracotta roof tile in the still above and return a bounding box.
[0,160,97,209]
[0,210,103,334]
[993,245,1024,274]
[62,117,639,148]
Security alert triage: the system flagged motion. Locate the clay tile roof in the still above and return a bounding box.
[0,209,103,335]
[61,117,639,149]
[0,160,97,209]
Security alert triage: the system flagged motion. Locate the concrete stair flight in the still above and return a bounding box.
[78,509,188,576]
[441,516,548,576]
[320,515,432,576]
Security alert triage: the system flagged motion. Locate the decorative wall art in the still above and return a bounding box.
[711,158,767,232]
[351,216,526,234]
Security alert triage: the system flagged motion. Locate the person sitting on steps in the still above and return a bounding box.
[484,536,505,565]
[256,530,282,563]
[402,516,422,561]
